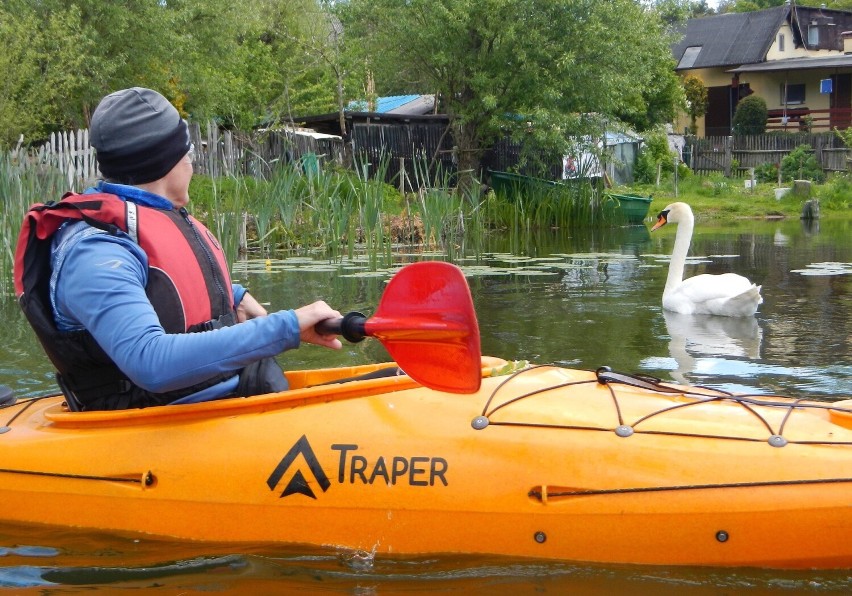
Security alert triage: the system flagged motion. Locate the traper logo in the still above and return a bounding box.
[266,434,331,499]
[268,436,449,500]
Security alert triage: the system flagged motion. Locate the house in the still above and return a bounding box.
[672,4,852,136]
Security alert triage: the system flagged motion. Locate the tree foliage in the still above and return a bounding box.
[3,0,684,187]
[655,0,716,25]
[732,95,768,135]
[0,0,345,146]
[683,75,708,135]
[340,0,681,189]
[781,144,825,183]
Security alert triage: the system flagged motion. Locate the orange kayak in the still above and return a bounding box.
[0,357,850,569]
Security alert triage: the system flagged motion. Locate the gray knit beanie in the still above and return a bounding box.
[90,87,191,184]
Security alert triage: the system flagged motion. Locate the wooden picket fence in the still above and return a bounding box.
[27,125,852,191]
[33,128,99,190]
[28,122,347,191]
[686,132,850,177]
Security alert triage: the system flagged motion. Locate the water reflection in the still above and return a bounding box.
[650,311,763,386]
[2,525,851,593]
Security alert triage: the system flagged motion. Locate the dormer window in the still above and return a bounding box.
[678,46,702,69]
[778,33,785,52]
[808,23,820,46]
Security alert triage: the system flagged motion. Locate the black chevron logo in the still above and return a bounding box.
[266,435,331,499]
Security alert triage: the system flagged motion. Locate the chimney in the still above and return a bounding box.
[844,31,852,54]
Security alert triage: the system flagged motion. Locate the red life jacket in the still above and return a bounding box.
[14,192,238,409]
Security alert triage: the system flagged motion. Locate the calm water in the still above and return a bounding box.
[0,215,850,591]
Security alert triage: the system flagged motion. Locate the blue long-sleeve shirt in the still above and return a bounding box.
[49,183,301,401]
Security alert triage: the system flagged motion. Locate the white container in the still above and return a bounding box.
[775,187,791,200]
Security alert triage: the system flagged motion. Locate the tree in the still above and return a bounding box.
[340,0,681,194]
[0,1,348,144]
[683,75,708,135]
[732,95,768,135]
[781,144,824,183]
[0,1,97,146]
[727,0,788,12]
[655,0,716,26]
[216,0,343,130]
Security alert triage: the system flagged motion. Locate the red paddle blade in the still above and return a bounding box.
[366,262,481,393]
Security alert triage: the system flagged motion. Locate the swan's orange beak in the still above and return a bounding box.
[651,210,669,231]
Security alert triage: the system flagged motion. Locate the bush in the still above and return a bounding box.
[816,173,852,209]
[634,129,676,184]
[754,162,779,184]
[732,96,768,135]
[781,144,825,183]
[633,150,657,184]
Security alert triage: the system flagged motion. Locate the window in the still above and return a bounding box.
[678,46,702,69]
[778,34,785,52]
[782,83,806,105]
[808,25,819,46]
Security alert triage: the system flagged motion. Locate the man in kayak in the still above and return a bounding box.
[15,87,342,410]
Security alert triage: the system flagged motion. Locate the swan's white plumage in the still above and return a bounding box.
[652,202,762,317]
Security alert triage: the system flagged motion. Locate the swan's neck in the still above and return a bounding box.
[666,215,694,293]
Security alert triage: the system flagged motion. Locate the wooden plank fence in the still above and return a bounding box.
[26,125,852,192]
[686,132,850,177]
[350,121,456,191]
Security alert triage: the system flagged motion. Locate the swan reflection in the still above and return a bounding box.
[656,311,763,385]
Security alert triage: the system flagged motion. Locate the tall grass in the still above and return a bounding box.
[3,144,634,298]
[0,151,67,297]
[409,155,474,259]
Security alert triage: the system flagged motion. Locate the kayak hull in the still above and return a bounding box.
[1,358,850,569]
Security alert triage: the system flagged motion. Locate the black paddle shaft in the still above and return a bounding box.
[315,311,368,343]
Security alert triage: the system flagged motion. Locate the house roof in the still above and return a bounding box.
[672,6,789,70]
[729,54,852,73]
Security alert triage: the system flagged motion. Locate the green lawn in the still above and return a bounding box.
[622,172,852,222]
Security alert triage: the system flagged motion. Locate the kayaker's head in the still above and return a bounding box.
[90,87,193,207]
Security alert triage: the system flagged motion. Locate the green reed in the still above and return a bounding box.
[189,173,246,264]
[351,155,394,268]
[0,151,67,297]
[409,155,472,256]
[303,162,357,258]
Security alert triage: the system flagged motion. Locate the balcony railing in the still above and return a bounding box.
[766,107,852,132]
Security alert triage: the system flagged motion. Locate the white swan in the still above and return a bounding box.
[651,202,762,317]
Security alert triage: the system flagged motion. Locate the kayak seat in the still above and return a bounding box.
[62,393,85,412]
[55,374,84,412]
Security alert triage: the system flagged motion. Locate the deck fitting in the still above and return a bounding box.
[471,416,489,430]
[615,425,634,437]
[768,435,788,448]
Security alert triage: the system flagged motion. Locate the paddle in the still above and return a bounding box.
[315,261,481,394]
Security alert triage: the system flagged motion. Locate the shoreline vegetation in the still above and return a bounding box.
[2,150,850,298]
